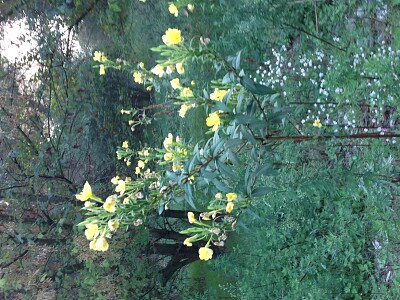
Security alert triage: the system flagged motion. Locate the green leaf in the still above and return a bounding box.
[228,51,241,69]
[158,202,165,215]
[251,187,273,197]
[166,171,178,182]
[216,160,236,179]
[212,137,227,157]
[240,76,276,95]
[201,169,219,180]
[0,278,6,288]
[214,101,231,112]
[226,138,244,149]
[212,179,230,193]
[184,183,196,209]
[227,149,242,166]
[254,162,273,178]
[179,227,206,235]
[109,3,122,12]
[240,125,257,145]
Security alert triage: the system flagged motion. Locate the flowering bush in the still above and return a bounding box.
[78,1,400,271]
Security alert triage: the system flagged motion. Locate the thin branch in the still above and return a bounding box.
[282,22,346,52]
[0,250,29,269]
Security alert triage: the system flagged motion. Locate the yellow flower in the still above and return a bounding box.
[170,78,181,89]
[163,133,173,150]
[111,176,119,185]
[84,201,94,207]
[172,162,183,172]
[151,64,165,77]
[210,88,228,101]
[180,87,193,98]
[126,160,131,166]
[164,152,173,161]
[143,149,149,156]
[168,3,178,17]
[93,51,103,62]
[188,212,196,224]
[166,65,175,74]
[99,64,105,75]
[91,235,109,251]
[179,103,191,118]
[76,181,93,201]
[115,180,126,195]
[206,112,221,132]
[123,198,130,204]
[84,223,99,240]
[226,193,238,202]
[199,247,213,261]
[226,202,234,213]
[215,192,223,200]
[133,72,143,84]
[146,86,153,91]
[122,140,129,149]
[103,195,117,213]
[135,167,141,175]
[108,219,120,231]
[313,118,322,128]
[101,54,107,62]
[162,28,182,46]
[200,212,211,220]
[176,62,185,74]
[138,160,145,169]
[89,239,96,250]
[139,62,145,69]
[187,4,194,12]
[183,237,193,247]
